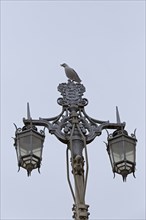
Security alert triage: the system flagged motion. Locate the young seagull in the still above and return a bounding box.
[60,63,81,83]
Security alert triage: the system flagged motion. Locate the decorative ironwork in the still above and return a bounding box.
[13,79,137,220]
[72,155,85,176]
[57,80,86,106]
[24,81,125,146]
[72,204,90,220]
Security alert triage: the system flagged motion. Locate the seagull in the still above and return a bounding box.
[60,63,81,83]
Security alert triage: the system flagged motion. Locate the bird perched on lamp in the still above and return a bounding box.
[60,63,81,83]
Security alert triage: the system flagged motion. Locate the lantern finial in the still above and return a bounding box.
[27,164,33,177]
[27,102,31,119]
[121,170,128,182]
[116,106,121,123]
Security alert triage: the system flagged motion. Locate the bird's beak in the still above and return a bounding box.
[60,64,63,67]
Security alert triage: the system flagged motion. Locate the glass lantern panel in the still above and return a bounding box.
[124,138,135,162]
[109,148,114,165]
[20,147,31,157]
[18,135,32,152]
[18,131,43,157]
[32,148,42,157]
[31,134,43,157]
[110,143,124,163]
[32,134,42,148]
[16,144,21,159]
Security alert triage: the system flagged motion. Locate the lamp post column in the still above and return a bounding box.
[67,107,89,220]
[71,153,89,220]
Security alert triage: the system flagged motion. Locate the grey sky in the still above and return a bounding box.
[1,1,145,220]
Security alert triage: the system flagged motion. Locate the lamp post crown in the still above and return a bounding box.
[57,80,88,107]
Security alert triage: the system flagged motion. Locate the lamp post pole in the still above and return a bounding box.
[14,80,137,220]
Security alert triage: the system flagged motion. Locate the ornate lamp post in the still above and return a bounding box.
[13,80,137,220]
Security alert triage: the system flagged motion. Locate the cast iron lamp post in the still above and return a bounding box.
[13,80,137,220]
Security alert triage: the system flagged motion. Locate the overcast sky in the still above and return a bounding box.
[1,1,145,220]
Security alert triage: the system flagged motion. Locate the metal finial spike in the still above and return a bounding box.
[134,128,137,136]
[13,123,17,130]
[38,168,41,174]
[122,170,128,182]
[122,175,127,182]
[105,129,109,136]
[116,106,121,123]
[27,170,31,177]
[133,172,136,178]
[27,102,31,119]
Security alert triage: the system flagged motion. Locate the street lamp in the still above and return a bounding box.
[14,120,45,176]
[13,80,137,220]
[106,128,137,182]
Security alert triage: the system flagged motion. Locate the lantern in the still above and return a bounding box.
[14,124,45,176]
[106,129,137,181]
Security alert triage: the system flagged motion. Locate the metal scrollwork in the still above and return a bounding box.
[57,80,86,107]
[23,80,125,145]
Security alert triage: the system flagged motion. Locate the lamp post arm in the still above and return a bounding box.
[98,121,126,131]
[23,118,52,129]
[23,117,68,143]
[39,109,65,123]
[82,109,109,125]
[86,121,126,144]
